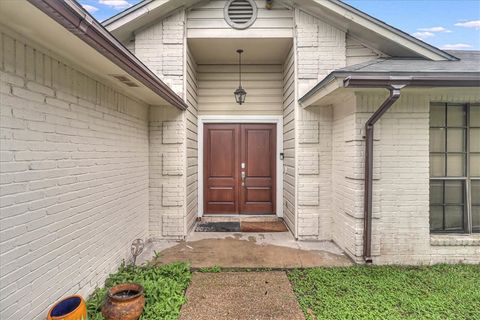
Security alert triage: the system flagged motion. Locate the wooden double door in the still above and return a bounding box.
[204,123,276,215]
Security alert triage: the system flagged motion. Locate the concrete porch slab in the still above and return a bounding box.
[140,232,352,268]
[179,272,305,320]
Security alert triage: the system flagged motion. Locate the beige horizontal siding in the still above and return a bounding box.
[185,47,198,232]
[283,44,295,233]
[187,0,293,38]
[197,64,283,115]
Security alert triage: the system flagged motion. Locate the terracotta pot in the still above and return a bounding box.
[47,295,87,320]
[101,283,145,320]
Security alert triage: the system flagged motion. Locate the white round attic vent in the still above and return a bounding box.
[224,0,258,30]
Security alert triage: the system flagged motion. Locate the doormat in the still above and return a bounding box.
[195,221,288,232]
[195,222,240,232]
[240,221,288,232]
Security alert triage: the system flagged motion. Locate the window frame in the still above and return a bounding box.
[429,102,479,234]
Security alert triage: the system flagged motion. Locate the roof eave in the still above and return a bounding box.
[27,0,188,110]
[103,0,157,27]
[102,0,199,40]
[330,0,459,61]
[300,71,480,107]
[343,73,480,88]
[299,75,343,108]
[311,0,458,61]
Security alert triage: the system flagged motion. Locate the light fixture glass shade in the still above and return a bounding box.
[234,86,247,105]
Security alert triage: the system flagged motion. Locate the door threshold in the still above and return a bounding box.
[200,215,281,222]
[202,214,278,218]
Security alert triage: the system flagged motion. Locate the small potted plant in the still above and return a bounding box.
[47,295,87,320]
[101,283,145,320]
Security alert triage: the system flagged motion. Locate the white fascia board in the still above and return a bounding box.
[104,0,170,31]
[300,78,343,108]
[310,0,453,61]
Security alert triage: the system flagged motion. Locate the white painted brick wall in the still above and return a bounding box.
[162,152,183,176]
[298,120,319,144]
[162,121,184,144]
[295,9,345,240]
[295,9,346,97]
[0,30,149,320]
[332,91,480,264]
[133,10,190,239]
[332,95,363,258]
[162,184,184,207]
[373,92,479,265]
[134,10,185,96]
[298,183,319,206]
[296,106,333,240]
[149,106,186,239]
[298,152,319,175]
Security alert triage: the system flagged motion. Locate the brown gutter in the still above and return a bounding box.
[344,75,479,263]
[27,0,188,110]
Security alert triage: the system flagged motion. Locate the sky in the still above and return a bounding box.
[81,0,480,51]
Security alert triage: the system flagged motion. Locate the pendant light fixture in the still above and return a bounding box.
[234,49,247,105]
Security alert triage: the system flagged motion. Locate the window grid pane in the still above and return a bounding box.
[471,153,480,177]
[474,180,480,233]
[470,104,480,127]
[429,180,465,233]
[429,103,474,234]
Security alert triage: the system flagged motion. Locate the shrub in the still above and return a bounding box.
[87,262,191,320]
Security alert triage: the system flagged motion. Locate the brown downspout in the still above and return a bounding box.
[362,84,405,263]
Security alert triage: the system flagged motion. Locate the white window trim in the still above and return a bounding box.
[197,115,284,218]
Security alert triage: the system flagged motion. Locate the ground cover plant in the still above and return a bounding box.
[288,264,480,320]
[87,262,191,320]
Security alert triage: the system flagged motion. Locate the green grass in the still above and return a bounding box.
[87,262,191,320]
[197,265,222,273]
[288,264,480,320]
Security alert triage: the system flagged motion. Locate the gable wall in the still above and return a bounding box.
[346,35,386,66]
[296,9,346,97]
[135,10,185,96]
[187,0,293,38]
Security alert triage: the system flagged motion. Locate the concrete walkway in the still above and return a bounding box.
[140,232,352,268]
[179,272,305,320]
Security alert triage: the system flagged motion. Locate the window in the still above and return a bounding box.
[429,103,480,233]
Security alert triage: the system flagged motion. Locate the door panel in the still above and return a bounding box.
[246,130,272,177]
[204,124,239,214]
[240,124,276,214]
[204,123,276,215]
[209,130,235,177]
